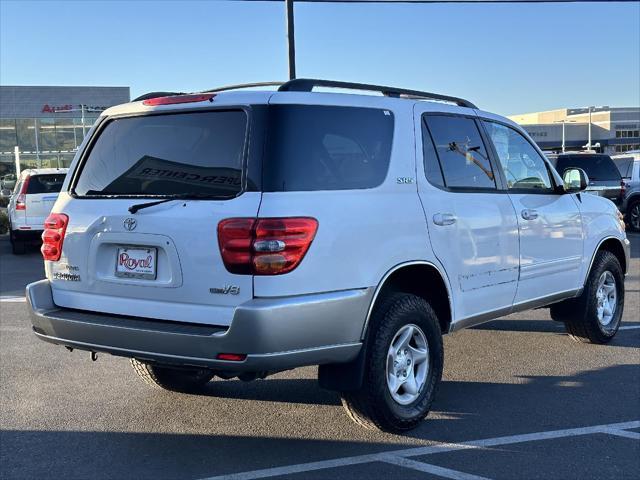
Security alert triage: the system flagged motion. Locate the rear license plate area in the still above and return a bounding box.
[115,246,157,280]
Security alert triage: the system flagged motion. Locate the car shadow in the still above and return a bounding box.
[2,364,638,479]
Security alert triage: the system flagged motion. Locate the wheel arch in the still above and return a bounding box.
[361,261,454,338]
[586,236,628,282]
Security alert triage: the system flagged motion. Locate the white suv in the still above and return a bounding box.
[26,80,630,432]
[8,168,68,254]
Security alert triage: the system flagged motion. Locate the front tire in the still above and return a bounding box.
[551,250,624,344]
[340,293,443,432]
[130,359,215,393]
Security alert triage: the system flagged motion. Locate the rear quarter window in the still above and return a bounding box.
[263,105,394,191]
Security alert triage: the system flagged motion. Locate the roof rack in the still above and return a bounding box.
[202,82,285,93]
[278,78,477,109]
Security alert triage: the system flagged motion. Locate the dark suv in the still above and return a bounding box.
[554,153,623,206]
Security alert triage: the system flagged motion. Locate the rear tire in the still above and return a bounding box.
[10,230,26,255]
[130,359,215,393]
[626,200,640,232]
[340,293,443,432]
[551,250,624,344]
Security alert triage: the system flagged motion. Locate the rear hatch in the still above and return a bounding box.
[25,173,66,227]
[49,107,260,326]
[555,154,623,204]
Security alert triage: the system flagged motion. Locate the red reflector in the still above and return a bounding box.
[142,94,215,106]
[41,213,69,262]
[216,353,247,362]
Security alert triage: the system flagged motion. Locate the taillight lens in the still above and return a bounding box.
[218,217,318,275]
[15,176,29,210]
[41,213,69,261]
[620,180,626,198]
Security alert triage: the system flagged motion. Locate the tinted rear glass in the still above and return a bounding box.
[263,105,394,191]
[74,111,247,197]
[555,155,621,181]
[26,174,66,194]
[612,157,634,178]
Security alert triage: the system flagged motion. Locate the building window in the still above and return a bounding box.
[616,130,639,139]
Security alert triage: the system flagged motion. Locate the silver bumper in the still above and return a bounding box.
[27,280,370,372]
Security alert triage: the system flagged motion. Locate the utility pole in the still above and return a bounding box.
[555,119,576,153]
[286,0,296,80]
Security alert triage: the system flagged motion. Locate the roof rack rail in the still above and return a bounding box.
[202,82,285,93]
[278,78,477,109]
[133,91,184,102]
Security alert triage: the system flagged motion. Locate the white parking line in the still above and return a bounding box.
[0,296,26,303]
[200,420,640,480]
[381,455,491,480]
[619,325,640,330]
[600,428,640,440]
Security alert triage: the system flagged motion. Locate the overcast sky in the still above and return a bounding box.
[1,0,638,115]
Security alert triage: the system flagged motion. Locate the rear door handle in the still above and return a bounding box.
[521,209,539,220]
[433,213,456,226]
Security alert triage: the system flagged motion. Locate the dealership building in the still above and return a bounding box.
[0,85,130,177]
[508,106,640,155]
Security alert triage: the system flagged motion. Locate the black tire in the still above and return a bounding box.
[10,230,26,255]
[130,359,215,393]
[340,293,443,432]
[626,200,640,232]
[551,250,624,344]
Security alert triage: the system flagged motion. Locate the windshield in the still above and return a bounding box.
[555,155,621,182]
[73,110,247,197]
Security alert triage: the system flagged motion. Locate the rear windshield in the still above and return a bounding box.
[263,105,394,191]
[26,174,66,194]
[555,155,621,181]
[73,110,247,197]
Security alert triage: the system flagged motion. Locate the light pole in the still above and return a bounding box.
[286,0,296,80]
[554,119,576,153]
[587,105,594,150]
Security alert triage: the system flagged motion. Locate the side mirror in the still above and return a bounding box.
[562,167,589,193]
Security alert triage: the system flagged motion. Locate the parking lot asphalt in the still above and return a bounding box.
[1,234,638,480]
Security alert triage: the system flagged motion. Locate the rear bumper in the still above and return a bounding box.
[27,280,370,372]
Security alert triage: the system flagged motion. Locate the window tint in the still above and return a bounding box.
[422,119,444,187]
[263,105,394,191]
[74,111,247,197]
[612,157,634,178]
[483,121,553,191]
[425,115,495,190]
[26,174,66,194]
[555,154,621,182]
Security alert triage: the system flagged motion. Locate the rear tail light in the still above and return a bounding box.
[620,180,626,198]
[15,176,29,210]
[218,217,318,275]
[41,213,69,261]
[142,94,215,106]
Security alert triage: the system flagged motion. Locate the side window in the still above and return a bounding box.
[425,115,496,190]
[483,121,553,192]
[421,119,444,187]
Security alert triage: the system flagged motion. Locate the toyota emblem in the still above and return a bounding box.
[123,218,137,231]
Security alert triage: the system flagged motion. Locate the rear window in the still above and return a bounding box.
[555,155,621,181]
[263,105,394,191]
[26,174,66,194]
[73,110,247,197]
[612,157,634,178]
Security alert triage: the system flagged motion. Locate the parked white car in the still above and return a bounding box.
[8,168,68,254]
[26,80,629,432]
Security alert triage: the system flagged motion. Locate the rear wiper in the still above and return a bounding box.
[128,193,221,214]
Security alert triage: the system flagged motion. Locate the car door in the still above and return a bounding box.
[416,110,520,323]
[481,120,583,304]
